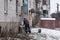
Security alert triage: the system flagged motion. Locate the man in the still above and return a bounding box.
[23,18,31,33]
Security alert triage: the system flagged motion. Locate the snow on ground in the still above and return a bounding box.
[31,28,60,39]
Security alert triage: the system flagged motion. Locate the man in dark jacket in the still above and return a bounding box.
[23,18,31,33]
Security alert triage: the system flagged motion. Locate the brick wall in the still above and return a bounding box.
[40,20,60,29]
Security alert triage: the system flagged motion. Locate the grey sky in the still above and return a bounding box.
[50,0,60,14]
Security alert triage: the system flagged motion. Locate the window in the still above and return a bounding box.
[16,0,18,14]
[23,0,28,5]
[43,0,47,5]
[43,10,48,14]
[4,0,8,14]
[22,0,28,14]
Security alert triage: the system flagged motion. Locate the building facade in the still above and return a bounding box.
[0,0,50,32]
[40,0,50,18]
[0,0,22,33]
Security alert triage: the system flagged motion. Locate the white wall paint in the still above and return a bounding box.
[0,0,20,22]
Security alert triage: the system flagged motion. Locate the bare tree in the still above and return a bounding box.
[33,0,41,27]
[51,12,60,20]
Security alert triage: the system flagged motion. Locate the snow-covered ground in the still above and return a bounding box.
[30,28,60,40]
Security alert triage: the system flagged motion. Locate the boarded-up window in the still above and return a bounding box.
[4,0,8,14]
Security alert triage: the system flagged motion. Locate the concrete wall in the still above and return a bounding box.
[40,20,60,29]
[0,22,19,32]
[0,0,4,22]
[0,0,21,32]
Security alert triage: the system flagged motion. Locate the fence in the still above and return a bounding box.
[40,20,60,29]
